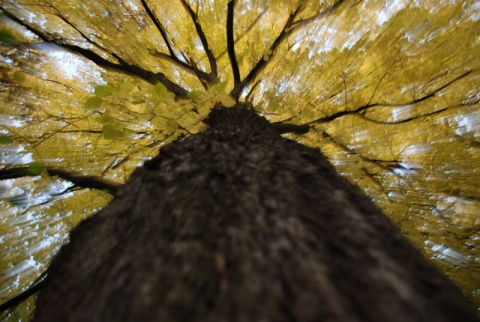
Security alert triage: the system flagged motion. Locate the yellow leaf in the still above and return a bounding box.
[217,93,236,107]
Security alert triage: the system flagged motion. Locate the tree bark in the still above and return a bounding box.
[34,106,477,321]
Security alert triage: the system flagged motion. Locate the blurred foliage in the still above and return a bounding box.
[0,0,479,319]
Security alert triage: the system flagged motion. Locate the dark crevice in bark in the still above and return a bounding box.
[34,105,477,321]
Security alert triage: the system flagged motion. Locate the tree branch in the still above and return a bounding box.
[179,0,218,79]
[0,166,121,195]
[289,0,347,33]
[230,0,347,99]
[307,69,474,126]
[0,6,188,98]
[0,268,49,314]
[230,3,307,98]
[46,168,121,194]
[139,0,176,58]
[314,130,412,187]
[217,6,269,60]
[271,122,310,134]
[227,0,241,89]
[138,0,214,87]
[151,50,213,88]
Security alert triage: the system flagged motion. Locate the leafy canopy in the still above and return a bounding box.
[0,0,479,318]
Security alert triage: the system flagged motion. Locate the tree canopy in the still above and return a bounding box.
[0,0,479,319]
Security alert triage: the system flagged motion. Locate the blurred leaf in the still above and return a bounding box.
[94,85,113,98]
[0,30,16,45]
[119,81,135,93]
[13,71,27,82]
[0,135,12,144]
[26,162,45,176]
[98,110,114,125]
[217,93,236,107]
[150,83,167,96]
[83,97,103,110]
[211,81,228,94]
[102,124,126,140]
[188,90,204,101]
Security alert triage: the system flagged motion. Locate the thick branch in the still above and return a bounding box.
[138,0,214,86]
[46,168,122,194]
[230,4,306,98]
[151,51,213,88]
[230,0,347,98]
[179,0,218,79]
[139,0,176,58]
[0,166,121,195]
[271,122,309,134]
[0,7,188,98]
[227,0,241,88]
[217,6,269,60]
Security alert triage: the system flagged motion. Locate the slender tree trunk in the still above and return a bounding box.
[34,106,477,321]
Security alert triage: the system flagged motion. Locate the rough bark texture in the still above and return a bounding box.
[34,106,477,321]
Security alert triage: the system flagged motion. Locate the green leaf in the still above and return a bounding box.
[217,93,236,107]
[0,135,12,144]
[102,124,125,140]
[94,85,113,98]
[166,119,178,133]
[188,90,204,101]
[13,71,26,82]
[0,30,16,45]
[177,111,200,128]
[150,83,167,96]
[211,81,228,93]
[197,103,212,117]
[98,111,113,125]
[26,162,45,176]
[119,81,135,93]
[83,97,103,110]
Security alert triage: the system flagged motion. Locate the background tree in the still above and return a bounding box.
[0,0,479,320]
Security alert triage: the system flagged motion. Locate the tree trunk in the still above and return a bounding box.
[34,106,477,321]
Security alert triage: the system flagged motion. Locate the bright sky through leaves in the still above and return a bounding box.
[0,0,479,319]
